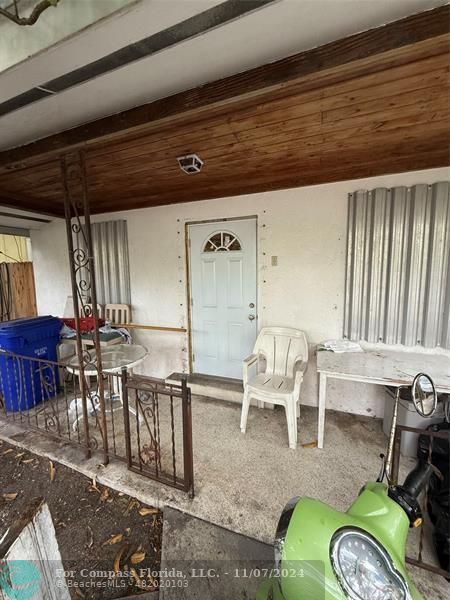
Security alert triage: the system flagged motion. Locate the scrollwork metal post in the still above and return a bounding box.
[61,151,109,464]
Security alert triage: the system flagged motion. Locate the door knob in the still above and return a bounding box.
[248,314,255,321]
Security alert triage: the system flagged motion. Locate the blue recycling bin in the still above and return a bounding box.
[0,316,62,412]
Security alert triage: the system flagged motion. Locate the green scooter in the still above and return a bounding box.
[257,373,438,600]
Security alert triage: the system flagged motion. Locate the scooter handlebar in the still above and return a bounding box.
[402,461,433,498]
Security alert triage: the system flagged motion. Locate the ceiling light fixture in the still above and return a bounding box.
[177,154,204,174]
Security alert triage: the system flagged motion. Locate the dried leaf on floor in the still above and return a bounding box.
[22,458,34,464]
[2,449,14,455]
[89,476,100,493]
[139,441,158,465]
[49,460,56,482]
[86,526,94,549]
[15,452,25,459]
[3,492,18,501]
[131,549,146,565]
[139,507,158,516]
[74,589,86,599]
[102,533,123,546]
[302,440,318,449]
[123,498,139,516]
[99,487,109,502]
[113,545,127,575]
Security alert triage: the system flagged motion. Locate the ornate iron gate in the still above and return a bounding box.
[121,372,194,497]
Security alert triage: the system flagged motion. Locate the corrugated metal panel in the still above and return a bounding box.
[344,182,450,349]
[92,220,131,305]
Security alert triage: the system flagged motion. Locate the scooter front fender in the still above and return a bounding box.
[274,487,422,599]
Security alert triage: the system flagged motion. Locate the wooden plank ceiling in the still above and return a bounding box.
[0,6,448,217]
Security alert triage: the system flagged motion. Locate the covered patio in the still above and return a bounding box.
[0,1,449,599]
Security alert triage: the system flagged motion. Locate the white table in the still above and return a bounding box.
[67,344,147,431]
[316,349,450,449]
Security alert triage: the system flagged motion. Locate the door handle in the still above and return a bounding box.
[248,314,255,321]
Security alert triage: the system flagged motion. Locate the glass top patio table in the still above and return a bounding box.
[68,343,147,374]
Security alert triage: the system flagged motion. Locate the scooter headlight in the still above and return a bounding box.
[330,528,411,600]
[274,497,299,570]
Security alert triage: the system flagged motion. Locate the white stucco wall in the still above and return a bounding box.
[30,166,450,418]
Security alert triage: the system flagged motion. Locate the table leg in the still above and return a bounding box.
[71,372,99,432]
[318,372,327,449]
[115,371,138,419]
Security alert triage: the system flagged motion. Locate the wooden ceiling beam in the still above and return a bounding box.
[0,4,448,171]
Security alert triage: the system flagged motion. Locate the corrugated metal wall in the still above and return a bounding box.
[344,182,450,349]
[92,220,131,305]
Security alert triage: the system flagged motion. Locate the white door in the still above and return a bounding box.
[189,218,257,379]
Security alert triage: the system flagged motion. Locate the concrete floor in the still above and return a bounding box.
[0,396,448,599]
[160,507,272,599]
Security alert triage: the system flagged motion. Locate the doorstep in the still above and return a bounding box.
[166,372,244,405]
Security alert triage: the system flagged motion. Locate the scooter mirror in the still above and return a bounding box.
[411,373,437,418]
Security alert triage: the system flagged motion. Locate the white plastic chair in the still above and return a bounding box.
[240,327,308,449]
[104,303,131,325]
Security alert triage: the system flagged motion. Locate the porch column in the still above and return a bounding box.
[61,150,109,464]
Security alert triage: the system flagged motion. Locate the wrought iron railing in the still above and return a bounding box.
[0,349,194,497]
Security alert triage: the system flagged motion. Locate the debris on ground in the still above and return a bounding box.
[0,441,162,598]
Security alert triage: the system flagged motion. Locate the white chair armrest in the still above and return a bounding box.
[243,354,258,366]
[293,369,304,396]
[243,353,258,385]
[296,360,307,373]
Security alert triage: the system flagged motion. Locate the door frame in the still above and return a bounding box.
[185,215,258,375]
